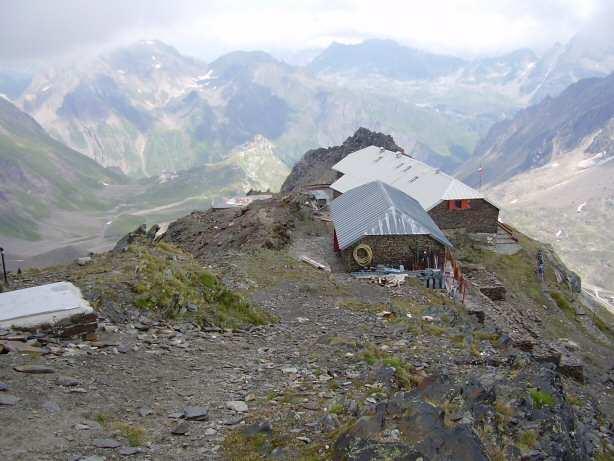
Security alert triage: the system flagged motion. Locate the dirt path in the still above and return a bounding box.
[0,264,393,460]
[2,246,612,460]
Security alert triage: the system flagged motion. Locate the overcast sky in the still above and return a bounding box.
[0,0,610,64]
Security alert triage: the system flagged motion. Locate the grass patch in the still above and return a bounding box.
[529,389,555,409]
[593,314,614,339]
[360,343,416,389]
[243,249,331,289]
[130,243,274,329]
[223,431,268,461]
[422,324,446,336]
[453,232,546,306]
[113,422,146,447]
[518,430,538,451]
[94,413,111,427]
[329,402,345,415]
[566,394,582,407]
[93,414,146,446]
[495,400,514,417]
[550,291,576,320]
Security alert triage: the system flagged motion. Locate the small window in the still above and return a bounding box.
[448,199,471,210]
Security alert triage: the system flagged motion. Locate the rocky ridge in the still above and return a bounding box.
[280,127,403,193]
[1,131,613,460]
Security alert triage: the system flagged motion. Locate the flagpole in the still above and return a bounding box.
[478,164,483,191]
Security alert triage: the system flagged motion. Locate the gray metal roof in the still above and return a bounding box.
[330,146,497,210]
[330,181,453,251]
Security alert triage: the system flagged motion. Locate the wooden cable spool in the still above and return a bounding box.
[353,244,373,267]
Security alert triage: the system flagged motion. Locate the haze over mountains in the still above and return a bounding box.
[462,73,614,289]
[9,32,614,181]
[2,30,614,288]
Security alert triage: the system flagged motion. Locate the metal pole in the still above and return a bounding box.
[0,247,7,285]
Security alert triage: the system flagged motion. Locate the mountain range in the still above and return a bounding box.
[6,34,614,182]
[2,34,614,289]
[462,74,614,289]
[0,96,122,240]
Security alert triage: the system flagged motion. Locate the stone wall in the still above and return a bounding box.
[428,199,499,234]
[341,235,445,272]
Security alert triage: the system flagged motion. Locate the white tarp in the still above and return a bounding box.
[0,282,94,329]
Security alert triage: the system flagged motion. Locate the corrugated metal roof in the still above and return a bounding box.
[330,146,495,210]
[330,181,453,251]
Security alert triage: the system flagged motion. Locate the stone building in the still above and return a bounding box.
[330,146,500,234]
[330,181,453,272]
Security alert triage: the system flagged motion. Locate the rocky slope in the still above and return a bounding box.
[1,109,613,459]
[11,41,510,178]
[2,188,612,460]
[11,31,614,182]
[309,39,465,80]
[281,127,403,192]
[0,96,123,240]
[460,73,614,290]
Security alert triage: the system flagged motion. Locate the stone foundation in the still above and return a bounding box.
[429,199,499,234]
[341,235,445,272]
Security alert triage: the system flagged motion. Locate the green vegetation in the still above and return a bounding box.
[550,291,576,320]
[328,402,345,415]
[593,313,614,339]
[94,413,111,427]
[0,98,121,239]
[453,232,547,305]
[222,421,324,461]
[360,343,416,389]
[242,249,343,296]
[529,389,555,409]
[518,430,538,451]
[92,413,146,446]
[113,422,146,447]
[130,243,274,329]
[566,394,582,407]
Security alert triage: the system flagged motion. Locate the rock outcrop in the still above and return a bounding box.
[280,127,403,193]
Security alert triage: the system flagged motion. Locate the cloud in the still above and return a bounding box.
[0,0,194,62]
[0,0,607,63]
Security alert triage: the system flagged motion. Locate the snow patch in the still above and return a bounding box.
[577,151,613,169]
[196,70,215,81]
